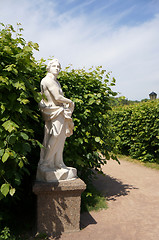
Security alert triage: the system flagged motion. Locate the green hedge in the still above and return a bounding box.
[0,23,45,201]
[59,68,118,182]
[111,100,159,162]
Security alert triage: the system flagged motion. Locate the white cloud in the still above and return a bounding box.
[1,0,159,100]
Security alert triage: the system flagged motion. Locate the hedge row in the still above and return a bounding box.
[111,100,159,162]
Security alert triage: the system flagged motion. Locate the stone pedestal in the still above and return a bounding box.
[33,178,86,237]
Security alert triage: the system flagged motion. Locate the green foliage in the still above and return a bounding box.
[111,96,140,106]
[0,23,46,201]
[0,227,22,240]
[81,184,108,212]
[59,67,118,182]
[0,227,10,240]
[111,100,159,162]
[0,227,16,240]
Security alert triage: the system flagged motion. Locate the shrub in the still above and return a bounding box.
[111,100,159,162]
[0,23,45,202]
[59,67,118,182]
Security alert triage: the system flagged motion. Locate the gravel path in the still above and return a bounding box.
[56,159,159,240]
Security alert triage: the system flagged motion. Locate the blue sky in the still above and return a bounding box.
[1,0,159,100]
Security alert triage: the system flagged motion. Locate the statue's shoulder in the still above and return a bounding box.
[40,77,47,87]
[41,74,58,91]
[41,74,52,84]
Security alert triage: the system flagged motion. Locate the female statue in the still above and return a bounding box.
[36,59,77,182]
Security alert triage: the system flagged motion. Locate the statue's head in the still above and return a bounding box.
[46,59,61,76]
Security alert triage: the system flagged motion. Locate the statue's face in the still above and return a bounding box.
[50,62,61,76]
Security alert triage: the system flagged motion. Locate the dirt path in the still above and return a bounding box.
[58,159,159,240]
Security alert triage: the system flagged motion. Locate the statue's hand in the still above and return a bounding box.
[69,100,74,108]
[68,100,74,111]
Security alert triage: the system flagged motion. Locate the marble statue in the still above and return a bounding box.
[36,59,77,182]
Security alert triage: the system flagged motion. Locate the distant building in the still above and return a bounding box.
[149,92,157,100]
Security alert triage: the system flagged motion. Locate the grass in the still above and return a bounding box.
[81,183,108,212]
[118,154,159,170]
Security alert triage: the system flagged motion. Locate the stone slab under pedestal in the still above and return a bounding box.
[33,178,86,237]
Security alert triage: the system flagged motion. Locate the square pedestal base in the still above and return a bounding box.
[33,178,86,237]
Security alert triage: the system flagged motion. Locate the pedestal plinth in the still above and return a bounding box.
[33,178,86,237]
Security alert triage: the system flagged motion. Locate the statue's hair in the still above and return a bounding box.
[46,59,61,72]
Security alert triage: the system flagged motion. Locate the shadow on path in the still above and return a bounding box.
[80,211,97,229]
[93,173,138,201]
[80,172,138,230]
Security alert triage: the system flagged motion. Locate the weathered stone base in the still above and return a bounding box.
[33,178,86,237]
